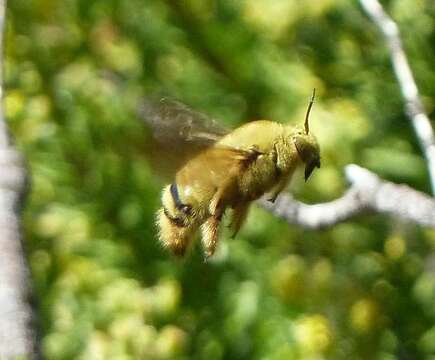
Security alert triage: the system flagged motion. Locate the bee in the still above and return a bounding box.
[142,91,320,259]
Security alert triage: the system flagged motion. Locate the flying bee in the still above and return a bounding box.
[141,91,320,259]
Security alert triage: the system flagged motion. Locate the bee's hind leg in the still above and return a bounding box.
[230,203,250,238]
[201,207,225,260]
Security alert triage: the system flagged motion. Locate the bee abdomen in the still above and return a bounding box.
[157,207,190,256]
[156,184,198,257]
[163,206,187,227]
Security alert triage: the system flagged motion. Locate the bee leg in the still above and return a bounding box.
[209,195,221,218]
[268,178,287,202]
[209,183,232,216]
[268,146,293,202]
[230,203,250,238]
[201,208,224,259]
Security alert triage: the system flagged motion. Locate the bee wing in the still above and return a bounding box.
[138,97,229,177]
[176,146,259,188]
[139,97,228,147]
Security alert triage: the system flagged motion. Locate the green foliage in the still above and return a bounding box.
[5,0,435,358]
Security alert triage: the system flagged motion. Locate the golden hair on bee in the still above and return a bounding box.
[153,91,321,259]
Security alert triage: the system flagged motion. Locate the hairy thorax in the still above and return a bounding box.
[217,121,299,203]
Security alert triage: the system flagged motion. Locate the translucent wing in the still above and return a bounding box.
[139,97,227,147]
[138,97,229,177]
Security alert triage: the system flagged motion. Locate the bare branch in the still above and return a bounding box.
[0,1,40,358]
[360,0,435,194]
[260,164,435,230]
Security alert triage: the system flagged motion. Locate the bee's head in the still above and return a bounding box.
[293,130,320,181]
[292,89,321,181]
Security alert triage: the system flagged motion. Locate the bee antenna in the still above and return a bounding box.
[304,88,315,134]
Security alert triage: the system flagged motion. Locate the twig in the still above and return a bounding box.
[0,1,40,358]
[260,164,435,230]
[359,0,435,194]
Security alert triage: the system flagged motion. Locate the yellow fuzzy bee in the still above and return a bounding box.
[141,91,320,259]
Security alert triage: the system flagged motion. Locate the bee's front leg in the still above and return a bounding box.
[268,174,291,203]
[268,142,294,203]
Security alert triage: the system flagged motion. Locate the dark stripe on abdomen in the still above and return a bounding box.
[170,183,192,214]
[170,183,184,208]
[163,207,187,227]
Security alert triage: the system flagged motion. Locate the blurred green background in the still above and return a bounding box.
[5,0,435,359]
